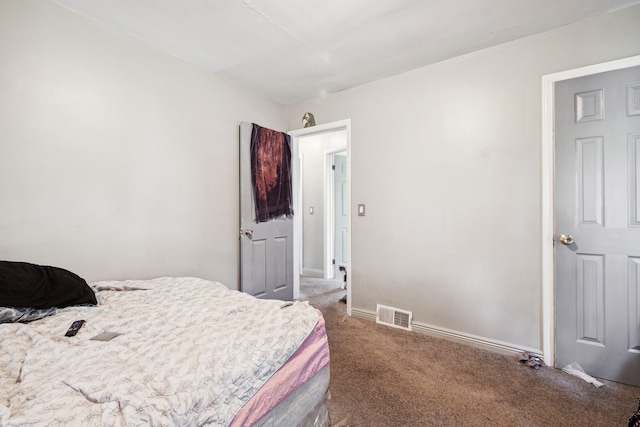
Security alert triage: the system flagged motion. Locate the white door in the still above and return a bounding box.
[554,65,640,386]
[333,153,347,278]
[239,122,293,301]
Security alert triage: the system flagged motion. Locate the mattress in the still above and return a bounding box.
[0,277,330,426]
[231,309,330,426]
[251,365,330,427]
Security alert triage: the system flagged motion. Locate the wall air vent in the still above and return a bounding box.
[376,304,412,331]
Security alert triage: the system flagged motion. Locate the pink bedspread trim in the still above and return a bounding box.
[229,309,330,427]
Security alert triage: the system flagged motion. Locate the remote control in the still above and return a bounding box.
[65,320,85,337]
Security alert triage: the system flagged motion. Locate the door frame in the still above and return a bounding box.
[541,54,640,367]
[290,119,352,314]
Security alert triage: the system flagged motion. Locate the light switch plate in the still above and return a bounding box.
[358,204,365,216]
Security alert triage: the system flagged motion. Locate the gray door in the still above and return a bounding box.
[334,153,347,278]
[239,122,293,301]
[554,65,640,386]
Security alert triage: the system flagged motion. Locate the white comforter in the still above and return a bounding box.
[0,277,319,426]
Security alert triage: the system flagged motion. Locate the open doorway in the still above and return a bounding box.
[332,151,347,280]
[289,120,352,315]
[297,132,346,279]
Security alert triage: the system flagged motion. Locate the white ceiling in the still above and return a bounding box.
[50,0,640,105]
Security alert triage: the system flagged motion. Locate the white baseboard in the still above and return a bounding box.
[351,307,542,357]
[302,268,324,278]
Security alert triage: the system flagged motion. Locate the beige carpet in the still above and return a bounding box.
[299,276,640,426]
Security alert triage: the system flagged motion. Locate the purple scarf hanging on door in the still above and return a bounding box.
[251,123,293,223]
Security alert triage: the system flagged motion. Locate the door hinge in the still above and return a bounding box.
[332,165,335,171]
[332,259,335,265]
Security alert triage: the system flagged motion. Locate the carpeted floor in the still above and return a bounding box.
[298,276,640,426]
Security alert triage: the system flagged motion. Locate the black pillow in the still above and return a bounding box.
[0,261,97,309]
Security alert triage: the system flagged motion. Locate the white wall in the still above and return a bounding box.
[299,136,325,275]
[0,0,287,287]
[288,6,640,352]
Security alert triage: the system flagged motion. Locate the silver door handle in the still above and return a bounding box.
[240,228,253,238]
[559,234,574,245]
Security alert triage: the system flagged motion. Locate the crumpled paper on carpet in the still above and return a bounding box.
[562,362,604,387]
[518,352,546,369]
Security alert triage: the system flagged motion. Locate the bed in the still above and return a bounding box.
[0,262,330,427]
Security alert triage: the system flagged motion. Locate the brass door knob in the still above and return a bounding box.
[560,234,574,245]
